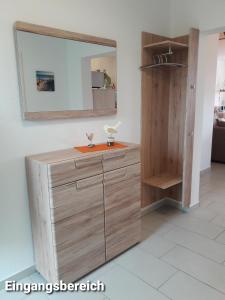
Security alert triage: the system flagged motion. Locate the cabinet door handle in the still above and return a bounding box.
[76,175,103,190]
[104,169,127,184]
[103,150,126,161]
[75,156,102,169]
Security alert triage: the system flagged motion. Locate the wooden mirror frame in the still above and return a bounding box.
[14,21,117,120]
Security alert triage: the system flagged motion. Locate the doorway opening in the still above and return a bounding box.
[199,31,225,207]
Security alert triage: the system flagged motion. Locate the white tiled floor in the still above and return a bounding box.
[2,162,225,300]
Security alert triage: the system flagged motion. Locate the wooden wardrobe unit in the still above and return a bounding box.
[141,29,199,209]
[26,143,141,283]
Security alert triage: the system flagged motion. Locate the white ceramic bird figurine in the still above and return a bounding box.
[86,132,95,147]
[104,121,122,146]
[104,121,122,135]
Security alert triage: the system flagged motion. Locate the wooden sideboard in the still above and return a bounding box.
[26,142,141,283]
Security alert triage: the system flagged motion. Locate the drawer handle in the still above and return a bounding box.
[75,157,102,169]
[103,151,126,161]
[104,170,127,183]
[76,176,103,190]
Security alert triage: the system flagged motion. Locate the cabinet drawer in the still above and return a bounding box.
[48,154,103,187]
[106,221,141,261]
[50,175,103,222]
[102,148,140,172]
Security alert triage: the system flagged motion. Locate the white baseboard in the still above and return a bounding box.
[200,166,211,176]
[0,265,35,290]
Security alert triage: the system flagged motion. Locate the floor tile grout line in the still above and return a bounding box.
[160,245,225,296]
[156,269,180,290]
[114,259,174,298]
[157,231,225,265]
[156,214,225,240]
[213,228,225,240]
[160,242,225,267]
[138,244,177,260]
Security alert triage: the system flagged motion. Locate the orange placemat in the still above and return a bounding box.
[75,142,127,153]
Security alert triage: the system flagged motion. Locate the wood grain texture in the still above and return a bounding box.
[167,47,188,177]
[141,32,170,207]
[15,21,116,47]
[182,28,199,208]
[28,142,139,164]
[143,40,188,50]
[52,204,104,246]
[103,148,140,172]
[50,175,103,222]
[57,234,105,282]
[141,30,198,208]
[48,156,103,187]
[14,21,117,121]
[93,89,116,110]
[24,109,117,121]
[106,221,141,261]
[26,142,141,282]
[26,158,58,282]
[104,164,141,259]
[143,173,182,189]
[55,206,105,282]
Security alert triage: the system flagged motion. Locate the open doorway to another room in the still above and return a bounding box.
[200,32,225,211]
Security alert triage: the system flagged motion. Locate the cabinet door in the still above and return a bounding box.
[93,89,116,110]
[51,175,105,282]
[182,28,199,208]
[104,164,141,260]
[50,174,103,222]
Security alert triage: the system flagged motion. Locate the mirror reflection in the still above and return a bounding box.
[16,31,117,113]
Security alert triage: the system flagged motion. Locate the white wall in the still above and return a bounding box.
[200,34,218,171]
[0,0,170,281]
[169,0,225,207]
[17,31,70,112]
[66,41,116,109]
[91,55,117,87]
[169,0,225,36]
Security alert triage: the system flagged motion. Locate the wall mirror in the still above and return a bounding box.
[14,22,117,120]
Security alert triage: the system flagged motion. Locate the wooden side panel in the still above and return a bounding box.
[141,32,170,207]
[167,37,189,202]
[182,28,199,208]
[26,158,58,282]
[167,49,188,176]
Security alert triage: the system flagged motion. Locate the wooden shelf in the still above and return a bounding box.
[143,40,188,51]
[140,63,186,70]
[143,173,182,189]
